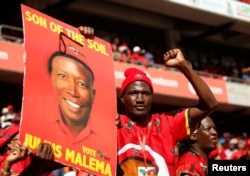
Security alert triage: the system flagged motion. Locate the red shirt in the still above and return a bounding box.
[130,53,147,64]
[175,152,207,176]
[32,95,108,152]
[0,154,30,175]
[0,154,53,176]
[118,109,190,176]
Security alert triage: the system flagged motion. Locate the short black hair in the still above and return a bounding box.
[47,51,94,81]
[177,138,191,158]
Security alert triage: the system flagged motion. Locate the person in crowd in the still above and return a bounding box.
[111,37,120,52]
[208,142,226,160]
[172,141,180,161]
[0,124,61,176]
[118,44,132,63]
[230,60,240,77]
[111,37,122,61]
[0,107,9,128]
[239,139,250,160]
[130,46,147,65]
[229,138,248,160]
[223,138,239,160]
[218,131,232,149]
[239,150,250,160]
[143,47,155,67]
[175,116,218,176]
[242,66,250,84]
[116,48,218,176]
[1,105,20,129]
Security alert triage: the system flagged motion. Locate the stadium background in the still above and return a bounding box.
[0,0,250,136]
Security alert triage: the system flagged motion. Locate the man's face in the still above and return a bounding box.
[196,117,218,152]
[121,81,152,120]
[50,55,96,123]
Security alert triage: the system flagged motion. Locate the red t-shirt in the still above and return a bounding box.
[118,109,190,176]
[175,152,207,176]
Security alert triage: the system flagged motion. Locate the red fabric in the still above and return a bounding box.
[230,148,249,160]
[7,105,14,111]
[76,170,89,176]
[0,153,31,175]
[175,152,207,176]
[241,0,250,3]
[120,68,153,95]
[0,124,19,147]
[130,53,147,64]
[118,109,190,176]
[208,148,227,160]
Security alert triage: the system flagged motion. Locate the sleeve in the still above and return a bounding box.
[176,163,200,176]
[172,108,191,144]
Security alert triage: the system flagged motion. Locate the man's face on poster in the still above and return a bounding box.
[50,55,96,124]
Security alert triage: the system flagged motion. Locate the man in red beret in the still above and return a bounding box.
[117,49,218,176]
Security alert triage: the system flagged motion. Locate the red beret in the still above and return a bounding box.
[0,124,19,148]
[121,68,153,96]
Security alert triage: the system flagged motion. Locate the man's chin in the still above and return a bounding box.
[130,112,148,120]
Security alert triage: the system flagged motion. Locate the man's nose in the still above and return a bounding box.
[211,127,217,135]
[136,93,144,102]
[67,80,80,97]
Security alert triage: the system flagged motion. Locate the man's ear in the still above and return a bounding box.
[120,97,124,104]
[91,89,96,103]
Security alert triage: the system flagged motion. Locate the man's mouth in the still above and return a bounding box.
[134,105,146,110]
[66,99,80,109]
[211,137,218,143]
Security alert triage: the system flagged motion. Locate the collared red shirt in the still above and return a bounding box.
[45,107,98,147]
[117,108,190,176]
[175,152,208,176]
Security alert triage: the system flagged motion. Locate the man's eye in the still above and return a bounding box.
[78,82,88,88]
[129,92,137,95]
[143,91,151,95]
[58,73,66,78]
[204,127,211,132]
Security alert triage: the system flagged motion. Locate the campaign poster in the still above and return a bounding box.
[19,4,117,176]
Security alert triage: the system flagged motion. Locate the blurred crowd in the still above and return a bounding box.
[1,24,250,85]
[0,104,21,129]
[110,37,250,85]
[1,23,250,175]
[209,131,250,160]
